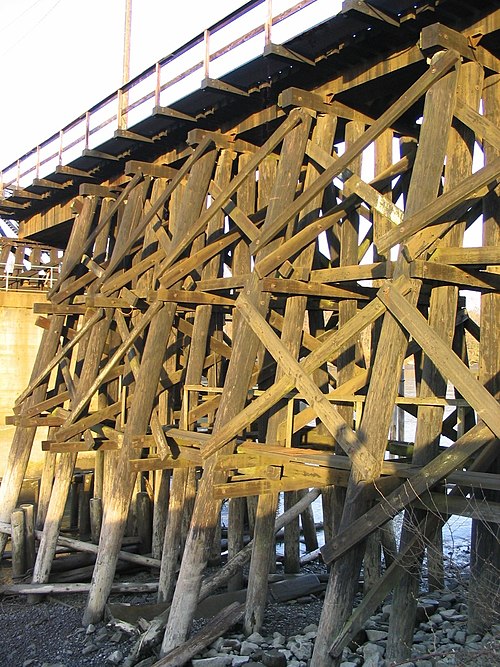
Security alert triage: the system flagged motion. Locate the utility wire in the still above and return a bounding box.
[0,0,63,59]
[0,0,46,36]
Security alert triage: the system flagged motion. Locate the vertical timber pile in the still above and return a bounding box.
[0,12,498,667]
[386,60,483,663]
[468,71,500,634]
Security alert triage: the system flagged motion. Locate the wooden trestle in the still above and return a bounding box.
[0,17,499,667]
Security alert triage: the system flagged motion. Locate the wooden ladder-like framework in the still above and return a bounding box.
[0,38,499,667]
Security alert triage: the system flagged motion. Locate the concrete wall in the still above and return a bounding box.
[0,291,46,479]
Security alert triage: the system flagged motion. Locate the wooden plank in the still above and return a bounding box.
[0,582,158,595]
[403,198,483,262]
[279,87,375,125]
[51,271,96,305]
[429,246,500,266]
[42,439,118,452]
[125,160,178,179]
[208,179,259,242]
[100,249,164,295]
[377,281,500,438]
[213,477,318,499]
[6,415,64,427]
[33,304,87,315]
[153,288,234,307]
[411,259,499,290]
[261,277,371,300]
[305,139,403,226]
[420,22,500,74]
[155,227,242,289]
[454,98,500,151]
[151,602,245,667]
[15,391,71,418]
[129,456,199,472]
[310,262,394,282]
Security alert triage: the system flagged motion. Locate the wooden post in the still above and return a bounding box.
[299,490,319,553]
[20,504,36,573]
[152,469,171,560]
[386,60,483,664]
[0,314,66,557]
[11,508,27,579]
[312,52,460,667]
[83,304,176,625]
[36,449,58,530]
[90,497,103,544]
[157,148,220,604]
[468,72,500,635]
[69,474,81,531]
[283,491,301,573]
[136,491,153,554]
[243,112,335,634]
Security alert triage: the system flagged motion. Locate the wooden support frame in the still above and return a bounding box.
[0,17,498,666]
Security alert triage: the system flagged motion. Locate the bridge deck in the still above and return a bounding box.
[1,0,498,245]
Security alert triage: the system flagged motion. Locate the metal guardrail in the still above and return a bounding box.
[0,263,59,291]
[0,240,61,291]
[0,0,337,196]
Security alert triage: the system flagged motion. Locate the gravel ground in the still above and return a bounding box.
[0,559,328,667]
[1,545,499,667]
[0,591,142,667]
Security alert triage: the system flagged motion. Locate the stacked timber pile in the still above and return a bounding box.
[0,42,499,667]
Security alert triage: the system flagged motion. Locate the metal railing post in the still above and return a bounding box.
[204,29,211,79]
[58,129,64,165]
[85,111,90,149]
[155,62,161,107]
[265,0,273,46]
[118,89,126,130]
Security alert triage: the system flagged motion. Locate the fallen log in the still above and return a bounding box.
[0,521,160,569]
[151,602,245,666]
[0,581,159,595]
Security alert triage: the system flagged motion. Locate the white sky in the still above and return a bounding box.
[0,0,249,170]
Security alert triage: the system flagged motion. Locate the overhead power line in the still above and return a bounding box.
[0,0,63,59]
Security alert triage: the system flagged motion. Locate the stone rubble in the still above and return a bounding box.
[191,588,500,667]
